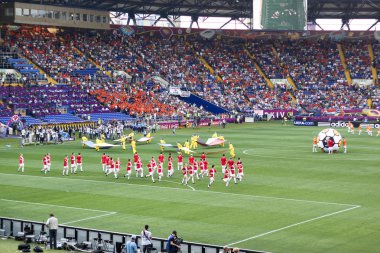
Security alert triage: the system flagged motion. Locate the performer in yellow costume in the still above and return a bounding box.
[131,139,137,154]
[189,135,199,149]
[81,136,88,148]
[146,132,152,144]
[218,135,225,147]
[184,140,190,154]
[120,135,127,150]
[128,132,135,140]
[160,139,166,151]
[229,143,235,158]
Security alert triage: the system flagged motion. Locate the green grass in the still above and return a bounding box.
[0,238,64,253]
[0,122,378,253]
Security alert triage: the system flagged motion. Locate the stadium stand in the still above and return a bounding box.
[43,114,84,123]
[89,112,133,122]
[0,25,379,119]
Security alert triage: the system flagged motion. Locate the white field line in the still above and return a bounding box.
[0,199,112,213]
[1,198,116,225]
[0,173,358,208]
[61,212,117,225]
[225,205,361,247]
[161,179,196,191]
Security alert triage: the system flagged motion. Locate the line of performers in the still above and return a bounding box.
[346,122,380,136]
[17,151,245,188]
[17,153,84,176]
[101,152,245,188]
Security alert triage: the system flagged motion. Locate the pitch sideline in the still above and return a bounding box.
[225,204,361,246]
[0,198,116,225]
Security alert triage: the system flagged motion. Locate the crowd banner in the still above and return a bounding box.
[169,86,181,95]
[256,109,295,119]
[180,91,190,97]
[270,79,292,88]
[362,109,380,117]
[352,79,373,86]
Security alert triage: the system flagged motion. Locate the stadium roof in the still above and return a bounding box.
[7,0,380,20]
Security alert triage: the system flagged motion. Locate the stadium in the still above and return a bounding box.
[0,0,379,252]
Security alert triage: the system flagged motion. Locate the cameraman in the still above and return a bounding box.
[166,231,181,253]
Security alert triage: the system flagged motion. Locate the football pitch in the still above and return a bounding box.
[0,122,378,253]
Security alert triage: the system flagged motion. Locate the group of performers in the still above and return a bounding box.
[100,151,244,188]
[18,153,84,176]
[18,129,243,188]
[346,122,380,136]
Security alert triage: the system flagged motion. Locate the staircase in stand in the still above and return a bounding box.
[19,54,57,85]
[271,46,298,91]
[337,43,352,85]
[72,46,113,79]
[367,44,378,85]
[197,56,223,82]
[244,49,274,89]
[286,76,298,91]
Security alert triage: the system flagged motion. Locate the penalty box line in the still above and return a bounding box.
[225,204,361,247]
[0,199,116,225]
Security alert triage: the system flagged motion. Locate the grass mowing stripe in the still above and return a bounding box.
[0,173,358,207]
[0,198,113,213]
[243,149,380,161]
[1,198,117,226]
[225,205,361,247]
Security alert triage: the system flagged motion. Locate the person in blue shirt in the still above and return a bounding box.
[166,231,181,253]
[125,235,138,253]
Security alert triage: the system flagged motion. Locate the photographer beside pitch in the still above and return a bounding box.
[166,230,181,253]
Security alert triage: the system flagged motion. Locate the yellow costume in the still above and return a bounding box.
[131,139,137,154]
[128,132,135,140]
[229,143,235,158]
[184,140,190,154]
[218,135,225,147]
[81,136,88,148]
[212,132,218,138]
[190,135,199,149]
[146,133,152,143]
[160,139,166,151]
[120,135,127,150]
[177,143,183,153]
[95,138,104,151]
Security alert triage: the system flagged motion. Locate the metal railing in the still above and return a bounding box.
[0,217,270,253]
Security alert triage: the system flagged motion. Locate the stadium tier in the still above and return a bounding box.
[42,114,84,123]
[1,25,380,120]
[89,112,133,122]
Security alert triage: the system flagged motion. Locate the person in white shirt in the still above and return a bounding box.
[141,224,153,253]
[46,213,58,249]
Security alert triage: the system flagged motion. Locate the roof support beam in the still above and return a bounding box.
[165,16,176,27]
[127,13,137,25]
[237,18,249,29]
[341,18,350,30]
[190,15,199,28]
[367,20,379,30]
[153,14,175,27]
[220,17,234,29]
[312,19,324,31]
